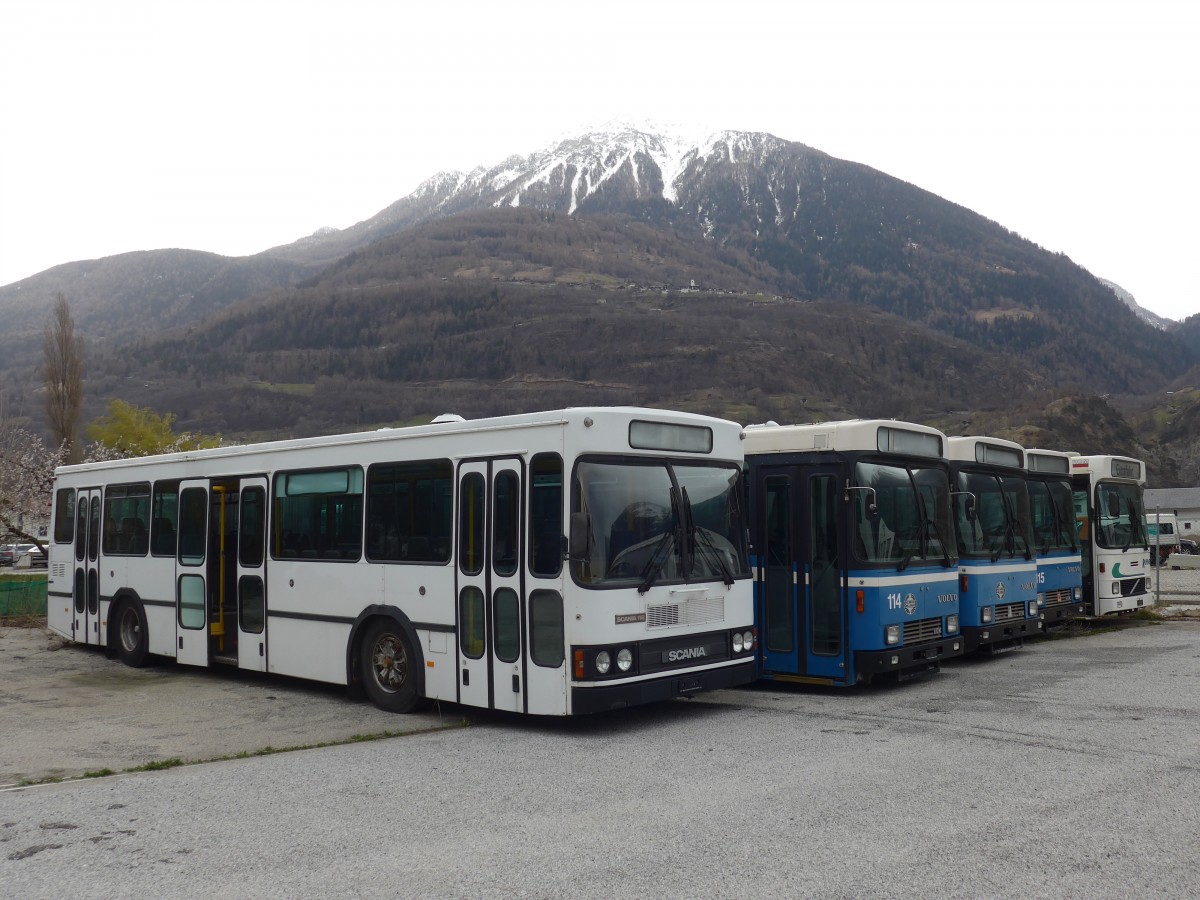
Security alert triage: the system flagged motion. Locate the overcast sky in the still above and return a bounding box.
[2,0,1196,321]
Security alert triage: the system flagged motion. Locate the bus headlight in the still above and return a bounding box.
[743,630,755,651]
[616,648,633,672]
[595,650,611,675]
[1072,587,1081,602]
[1112,584,1121,596]
[885,624,901,646]
[981,606,993,624]
[1028,600,1038,617]
[946,615,959,634]
[732,633,744,653]
[1036,593,1046,608]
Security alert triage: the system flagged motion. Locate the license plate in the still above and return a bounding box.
[676,677,703,695]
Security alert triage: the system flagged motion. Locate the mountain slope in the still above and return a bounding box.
[3,125,1197,483]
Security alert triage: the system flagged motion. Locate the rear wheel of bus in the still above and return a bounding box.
[360,620,420,713]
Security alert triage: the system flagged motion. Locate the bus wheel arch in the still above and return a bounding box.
[348,607,425,713]
[110,592,150,668]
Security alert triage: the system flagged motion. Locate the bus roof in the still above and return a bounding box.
[1069,454,1146,483]
[742,419,946,458]
[54,406,744,478]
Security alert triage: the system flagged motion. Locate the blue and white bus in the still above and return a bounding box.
[1070,454,1151,615]
[1025,449,1084,626]
[743,420,961,686]
[946,436,1040,653]
[46,407,756,716]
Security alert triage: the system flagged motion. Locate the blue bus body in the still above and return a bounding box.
[947,436,1041,653]
[1025,450,1084,626]
[744,421,963,686]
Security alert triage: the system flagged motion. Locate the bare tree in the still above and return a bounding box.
[42,293,84,464]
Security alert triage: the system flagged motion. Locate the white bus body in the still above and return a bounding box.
[1069,454,1151,615]
[47,407,756,716]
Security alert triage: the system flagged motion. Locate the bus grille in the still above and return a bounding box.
[647,596,725,628]
[1120,578,1147,597]
[1044,588,1073,608]
[903,617,943,644]
[995,601,1026,622]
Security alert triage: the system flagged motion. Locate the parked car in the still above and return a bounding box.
[0,545,14,566]
[12,543,47,567]
[1179,538,1199,555]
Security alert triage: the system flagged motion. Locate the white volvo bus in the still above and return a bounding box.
[1069,454,1151,614]
[47,407,755,716]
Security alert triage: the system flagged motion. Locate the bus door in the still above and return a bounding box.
[236,477,268,672]
[757,470,801,676]
[755,466,847,680]
[456,458,526,713]
[72,487,102,646]
[803,469,846,680]
[175,479,210,666]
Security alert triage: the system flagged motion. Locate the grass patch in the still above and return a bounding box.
[253,381,316,396]
[129,757,185,772]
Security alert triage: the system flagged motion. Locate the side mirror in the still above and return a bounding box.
[568,512,592,562]
[1107,493,1121,518]
[965,498,976,522]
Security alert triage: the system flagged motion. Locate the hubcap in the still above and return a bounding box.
[120,609,140,652]
[371,634,407,693]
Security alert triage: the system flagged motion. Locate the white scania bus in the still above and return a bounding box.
[46,407,755,716]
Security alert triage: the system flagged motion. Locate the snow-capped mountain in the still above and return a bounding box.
[1098,278,1176,330]
[293,121,823,259]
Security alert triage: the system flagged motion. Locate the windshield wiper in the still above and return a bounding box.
[638,486,684,594]
[637,530,676,594]
[683,486,736,587]
[914,490,952,569]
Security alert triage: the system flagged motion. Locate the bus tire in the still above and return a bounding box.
[114,598,149,668]
[360,619,420,713]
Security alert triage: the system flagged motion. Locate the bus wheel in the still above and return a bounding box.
[115,599,149,667]
[360,620,419,713]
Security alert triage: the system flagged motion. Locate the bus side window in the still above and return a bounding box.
[529,454,563,577]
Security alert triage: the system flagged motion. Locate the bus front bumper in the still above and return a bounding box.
[961,619,1040,654]
[855,635,965,684]
[1040,602,1085,627]
[569,659,756,715]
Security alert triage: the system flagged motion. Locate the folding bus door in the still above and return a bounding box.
[236,477,268,672]
[757,470,801,676]
[456,458,526,712]
[801,469,847,680]
[175,479,210,667]
[72,488,102,646]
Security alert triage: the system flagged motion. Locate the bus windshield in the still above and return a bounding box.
[954,471,1033,560]
[571,460,748,588]
[1095,482,1147,549]
[1029,478,1077,553]
[853,461,954,568]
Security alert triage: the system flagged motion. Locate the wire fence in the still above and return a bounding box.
[0,576,48,617]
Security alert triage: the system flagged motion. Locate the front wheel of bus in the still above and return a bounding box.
[360,620,419,713]
[115,599,149,668]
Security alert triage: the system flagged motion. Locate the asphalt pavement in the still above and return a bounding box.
[2,595,1200,897]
